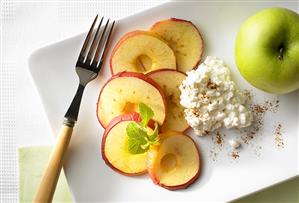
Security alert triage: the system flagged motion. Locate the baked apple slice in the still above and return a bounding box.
[147,131,201,190]
[110,30,176,75]
[97,72,166,128]
[150,18,204,73]
[102,113,148,176]
[147,69,189,132]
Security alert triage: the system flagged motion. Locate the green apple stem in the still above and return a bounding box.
[278,47,284,60]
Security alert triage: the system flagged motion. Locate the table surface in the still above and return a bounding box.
[0,1,298,202]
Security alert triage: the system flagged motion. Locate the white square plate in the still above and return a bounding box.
[28,1,298,202]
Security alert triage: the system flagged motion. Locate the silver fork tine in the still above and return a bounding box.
[85,16,104,64]
[91,19,110,67]
[78,15,98,62]
[92,20,115,69]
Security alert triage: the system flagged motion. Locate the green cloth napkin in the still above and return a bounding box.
[19,146,298,203]
[232,176,299,203]
[19,146,72,203]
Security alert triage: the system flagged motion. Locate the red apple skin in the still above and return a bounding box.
[101,112,147,176]
[147,132,201,190]
[109,30,169,75]
[182,126,192,135]
[150,18,204,70]
[96,71,167,128]
[146,69,190,132]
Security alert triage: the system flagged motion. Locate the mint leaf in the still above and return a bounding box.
[127,138,149,154]
[126,122,148,154]
[139,103,154,127]
[148,122,159,143]
[126,104,159,155]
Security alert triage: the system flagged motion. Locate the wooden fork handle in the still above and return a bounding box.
[33,123,73,203]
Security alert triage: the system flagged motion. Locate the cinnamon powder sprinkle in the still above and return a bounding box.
[209,132,227,161]
[207,78,219,89]
[240,103,265,144]
[213,131,224,146]
[274,123,284,148]
[229,151,240,160]
[240,94,280,145]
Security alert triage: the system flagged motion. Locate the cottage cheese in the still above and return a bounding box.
[179,56,252,136]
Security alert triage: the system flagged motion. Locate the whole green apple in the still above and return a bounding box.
[235,7,299,94]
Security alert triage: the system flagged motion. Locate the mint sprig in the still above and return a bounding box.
[148,123,159,144]
[126,103,159,154]
[139,103,154,128]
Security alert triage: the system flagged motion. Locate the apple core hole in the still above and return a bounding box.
[136,55,152,72]
[122,102,137,114]
[160,153,177,172]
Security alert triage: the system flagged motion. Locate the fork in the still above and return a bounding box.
[33,15,115,203]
